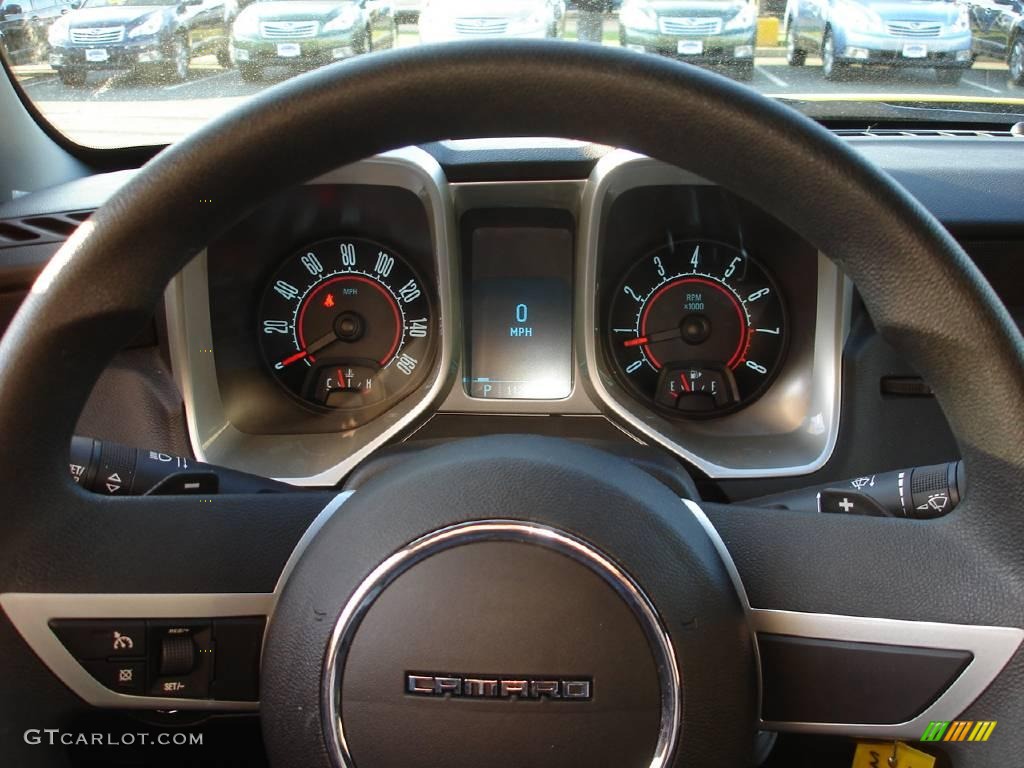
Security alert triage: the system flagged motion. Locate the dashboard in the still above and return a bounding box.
[166,147,846,486]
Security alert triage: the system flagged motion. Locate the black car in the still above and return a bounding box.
[0,0,74,63]
[47,0,235,86]
[968,0,1024,84]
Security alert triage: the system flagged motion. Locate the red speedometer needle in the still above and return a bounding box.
[624,336,648,348]
[279,350,308,367]
[278,329,338,368]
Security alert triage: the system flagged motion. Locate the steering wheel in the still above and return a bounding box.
[1,41,1022,768]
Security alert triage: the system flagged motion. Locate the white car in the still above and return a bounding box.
[419,0,559,43]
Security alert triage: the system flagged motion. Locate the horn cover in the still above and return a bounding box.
[261,436,756,768]
[324,521,677,768]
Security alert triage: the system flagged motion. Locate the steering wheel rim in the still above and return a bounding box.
[1,40,1022,767]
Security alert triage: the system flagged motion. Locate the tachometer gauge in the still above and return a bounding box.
[258,237,434,422]
[607,240,786,417]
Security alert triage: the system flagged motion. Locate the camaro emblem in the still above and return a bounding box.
[407,674,592,700]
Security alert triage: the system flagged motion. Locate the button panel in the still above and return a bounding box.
[48,616,265,703]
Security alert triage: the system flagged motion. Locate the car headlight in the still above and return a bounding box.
[950,5,970,33]
[323,5,361,33]
[48,16,70,45]
[724,3,756,31]
[832,0,883,33]
[232,10,260,38]
[128,11,164,39]
[620,0,658,32]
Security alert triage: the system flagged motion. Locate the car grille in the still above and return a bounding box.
[886,21,942,38]
[260,21,320,40]
[659,17,724,36]
[453,17,509,35]
[69,26,125,45]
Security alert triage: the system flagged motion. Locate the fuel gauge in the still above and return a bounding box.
[655,365,738,413]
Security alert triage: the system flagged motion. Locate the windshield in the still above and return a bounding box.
[3,0,1022,148]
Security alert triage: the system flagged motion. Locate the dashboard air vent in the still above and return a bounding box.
[0,211,91,249]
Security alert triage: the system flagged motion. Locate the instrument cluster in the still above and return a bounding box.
[175,149,845,484]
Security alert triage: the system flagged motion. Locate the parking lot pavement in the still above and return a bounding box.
[12,46,1023,147]
[752,56,1022,101]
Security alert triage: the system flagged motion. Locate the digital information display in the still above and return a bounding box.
[465,213,574,400]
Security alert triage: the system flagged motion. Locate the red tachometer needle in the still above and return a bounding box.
[623,327,685,348]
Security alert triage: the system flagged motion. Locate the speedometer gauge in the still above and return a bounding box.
[607,240,786,417]
[258,236,435,423]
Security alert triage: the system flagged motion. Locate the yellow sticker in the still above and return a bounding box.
[852,741,936,768]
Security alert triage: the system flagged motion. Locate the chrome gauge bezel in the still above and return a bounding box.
[165,147,458,486]
[578,150,851,478]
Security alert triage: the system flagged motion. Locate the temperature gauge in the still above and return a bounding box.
[312,363,387,409]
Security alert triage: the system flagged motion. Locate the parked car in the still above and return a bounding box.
[393,0,420,24]
[784,0,973,83]
[967,0,1024,84]
[618,0,757,79]
[47,0,236,86]
[0,0,74,63]
[418,0,559,43]
[231,0,395,82]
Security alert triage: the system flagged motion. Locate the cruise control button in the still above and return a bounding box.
[149,621,213,699]
[50,620,146,660]
[84,660,147,695]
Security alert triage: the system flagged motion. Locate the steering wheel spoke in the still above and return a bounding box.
[0,488,341,714]
[2,487,337,595]
[698,500,1024,744]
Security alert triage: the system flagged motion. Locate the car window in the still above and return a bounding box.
[2,0,1022,148]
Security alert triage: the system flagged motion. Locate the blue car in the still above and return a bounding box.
[784,0,974,82]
